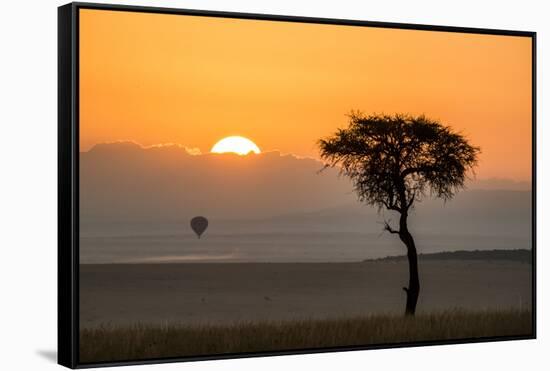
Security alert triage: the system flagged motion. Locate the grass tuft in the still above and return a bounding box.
[80,309,532,363]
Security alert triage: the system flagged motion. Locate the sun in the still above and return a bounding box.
[211,136,261,155]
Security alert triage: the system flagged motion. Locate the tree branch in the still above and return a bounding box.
[383,220,400,234]
[406,190,416,208]
[382,200,401,212]
[401,166,434,178]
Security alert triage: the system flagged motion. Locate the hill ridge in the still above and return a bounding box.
[366,249,532,264]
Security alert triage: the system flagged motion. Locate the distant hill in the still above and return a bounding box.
[367,249,532,264]
[80,142,355,224]
[80,142,532,260]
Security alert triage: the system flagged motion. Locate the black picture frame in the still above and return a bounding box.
[58,2,537,368]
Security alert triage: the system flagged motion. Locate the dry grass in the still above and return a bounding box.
[80,309,532,363]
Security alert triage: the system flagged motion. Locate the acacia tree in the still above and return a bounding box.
[319,113,479,315]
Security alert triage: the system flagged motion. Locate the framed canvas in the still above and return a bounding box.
[58,2,536,368]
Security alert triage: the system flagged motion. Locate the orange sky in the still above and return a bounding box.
[80,9,532,181]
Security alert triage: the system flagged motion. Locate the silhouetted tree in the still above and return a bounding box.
[319,113,480,315]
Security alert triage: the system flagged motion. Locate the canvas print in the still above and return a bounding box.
[77,8,533,364]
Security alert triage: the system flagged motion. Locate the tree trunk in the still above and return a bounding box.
[399,213,420,316]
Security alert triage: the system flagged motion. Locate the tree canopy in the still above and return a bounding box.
[318,112,480,214]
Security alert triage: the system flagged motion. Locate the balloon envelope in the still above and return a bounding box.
[190,216,208,238]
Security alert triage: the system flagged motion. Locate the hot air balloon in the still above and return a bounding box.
[190,216,208,239]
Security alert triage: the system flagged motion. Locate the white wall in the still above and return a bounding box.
[0,0,546,370]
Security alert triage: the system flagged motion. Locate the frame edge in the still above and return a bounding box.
[58,2,78,369]
[71,1,536,36]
